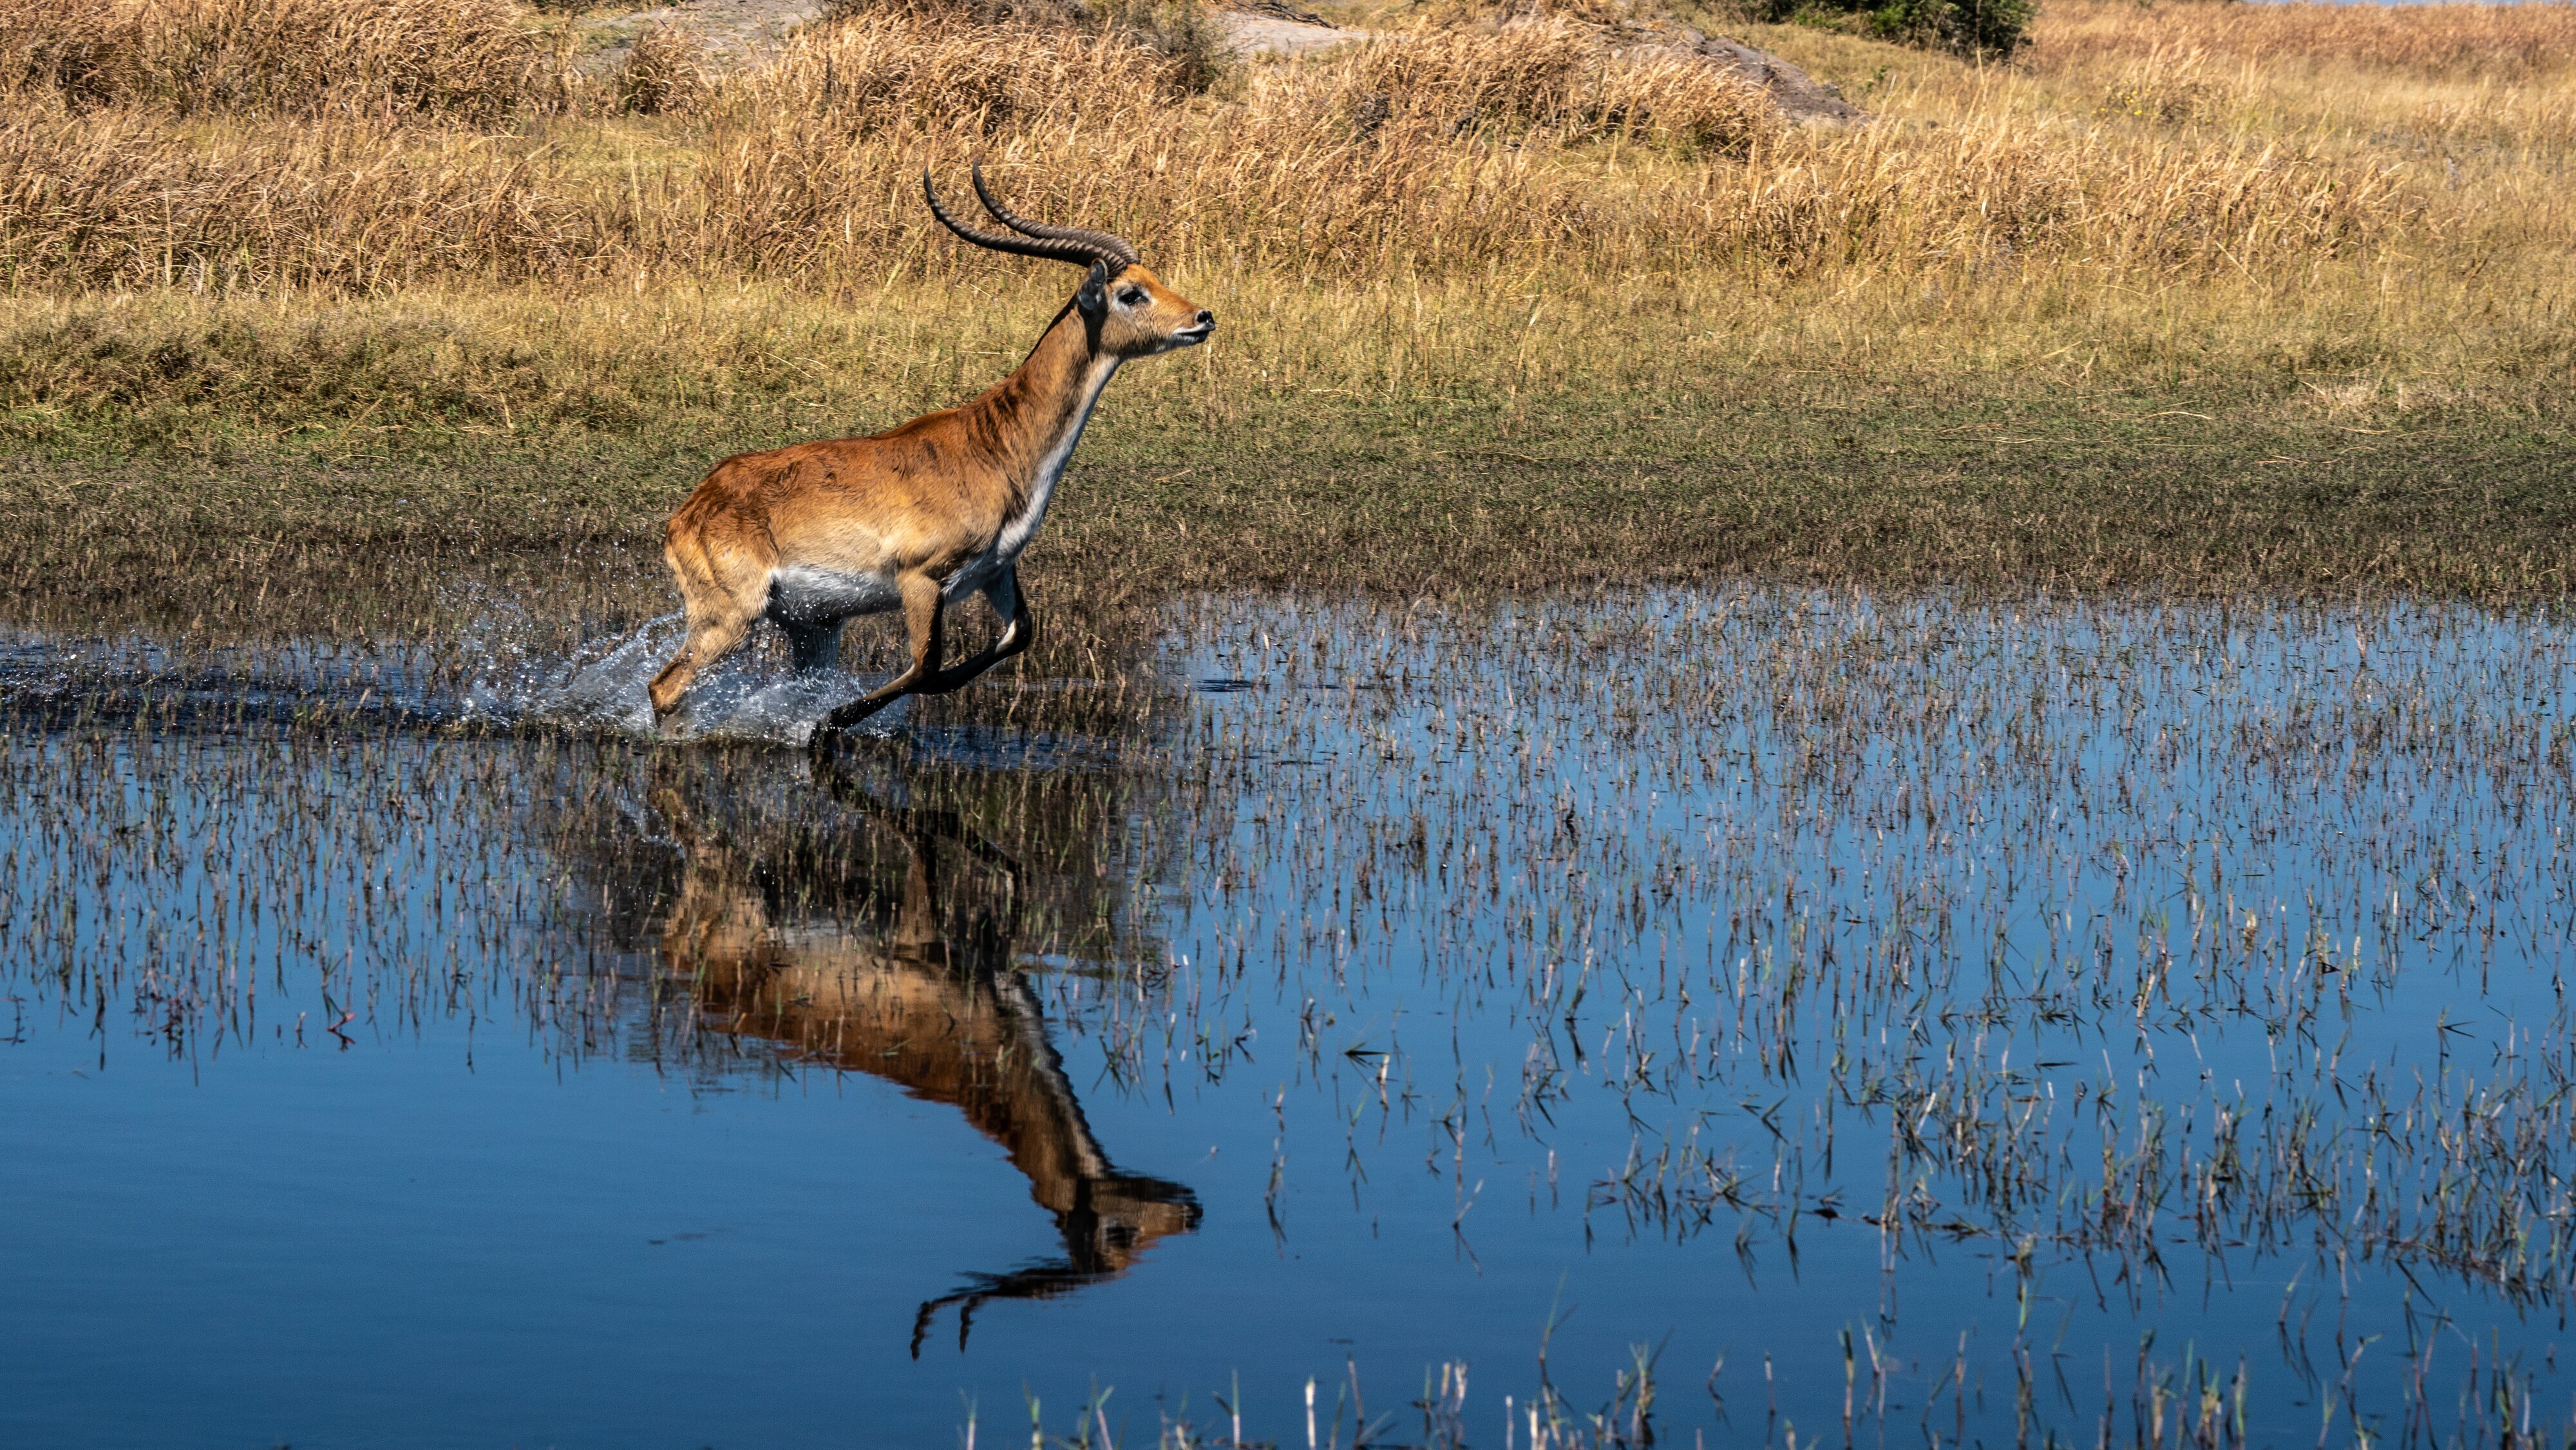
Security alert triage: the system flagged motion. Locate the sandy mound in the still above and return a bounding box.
[1209,5,1865,123]
[1625,30,1866,123]
[580,0,819,69]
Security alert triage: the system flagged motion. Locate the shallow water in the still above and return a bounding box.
[4,586,2573,1448]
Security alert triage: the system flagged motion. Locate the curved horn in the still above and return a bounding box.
[923,167,1106,271]
[971,163,1139,269]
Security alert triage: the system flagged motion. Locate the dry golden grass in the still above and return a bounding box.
[0,3,2441,291]
[0,0,571,122]
[1,0,2560,290]
[0,111,594,292]
[2033,0,2576,75]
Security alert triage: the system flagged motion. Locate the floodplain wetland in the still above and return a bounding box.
[6,569,2576,1447]
[6,0,2576,1442]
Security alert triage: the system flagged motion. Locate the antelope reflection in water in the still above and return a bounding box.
[645,758,1199,1354]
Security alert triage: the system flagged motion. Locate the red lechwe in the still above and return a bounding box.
[647,166,1215,748]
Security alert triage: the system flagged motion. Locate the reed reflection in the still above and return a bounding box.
[643,752,1200,1354]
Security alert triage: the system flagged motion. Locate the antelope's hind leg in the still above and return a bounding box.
[649,529,773,725]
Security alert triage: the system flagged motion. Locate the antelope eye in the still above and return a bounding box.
[1117,287,1147,308]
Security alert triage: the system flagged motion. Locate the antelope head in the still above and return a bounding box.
[925,165,1215,359]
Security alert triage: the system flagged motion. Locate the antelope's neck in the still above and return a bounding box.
[976,306,1122,539]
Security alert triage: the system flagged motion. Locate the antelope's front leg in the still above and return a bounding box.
[811,571,945,748]
[918,567,1039,695]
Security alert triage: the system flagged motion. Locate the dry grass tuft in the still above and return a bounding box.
[2096,43,2228,126]
[612,24,712,116]
[0,0,571,122]
[1349,20,1776,153]
[0,110,592,291]
[819,0,1235,93]
[742,10,1203,133]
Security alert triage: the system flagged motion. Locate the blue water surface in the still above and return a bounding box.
[4,587,2572,1448]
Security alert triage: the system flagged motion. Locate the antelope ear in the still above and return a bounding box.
[1075,262,1110,318]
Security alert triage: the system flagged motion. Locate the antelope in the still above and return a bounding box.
[646,761,1200,1351]
[646,166,1215,747]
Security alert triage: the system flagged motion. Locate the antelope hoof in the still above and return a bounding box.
[811,691,903,755]
[648,692,685,732]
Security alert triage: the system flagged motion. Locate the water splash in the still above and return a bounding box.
[1,610,902,747]
[502,614,902,746]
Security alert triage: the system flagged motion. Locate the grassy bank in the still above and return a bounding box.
[2,0,2571,613]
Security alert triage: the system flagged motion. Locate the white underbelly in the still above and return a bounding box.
[942,551,1009,600]
[767,564,900,624]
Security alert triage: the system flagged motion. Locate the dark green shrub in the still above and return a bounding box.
[1758,0,2034,57]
